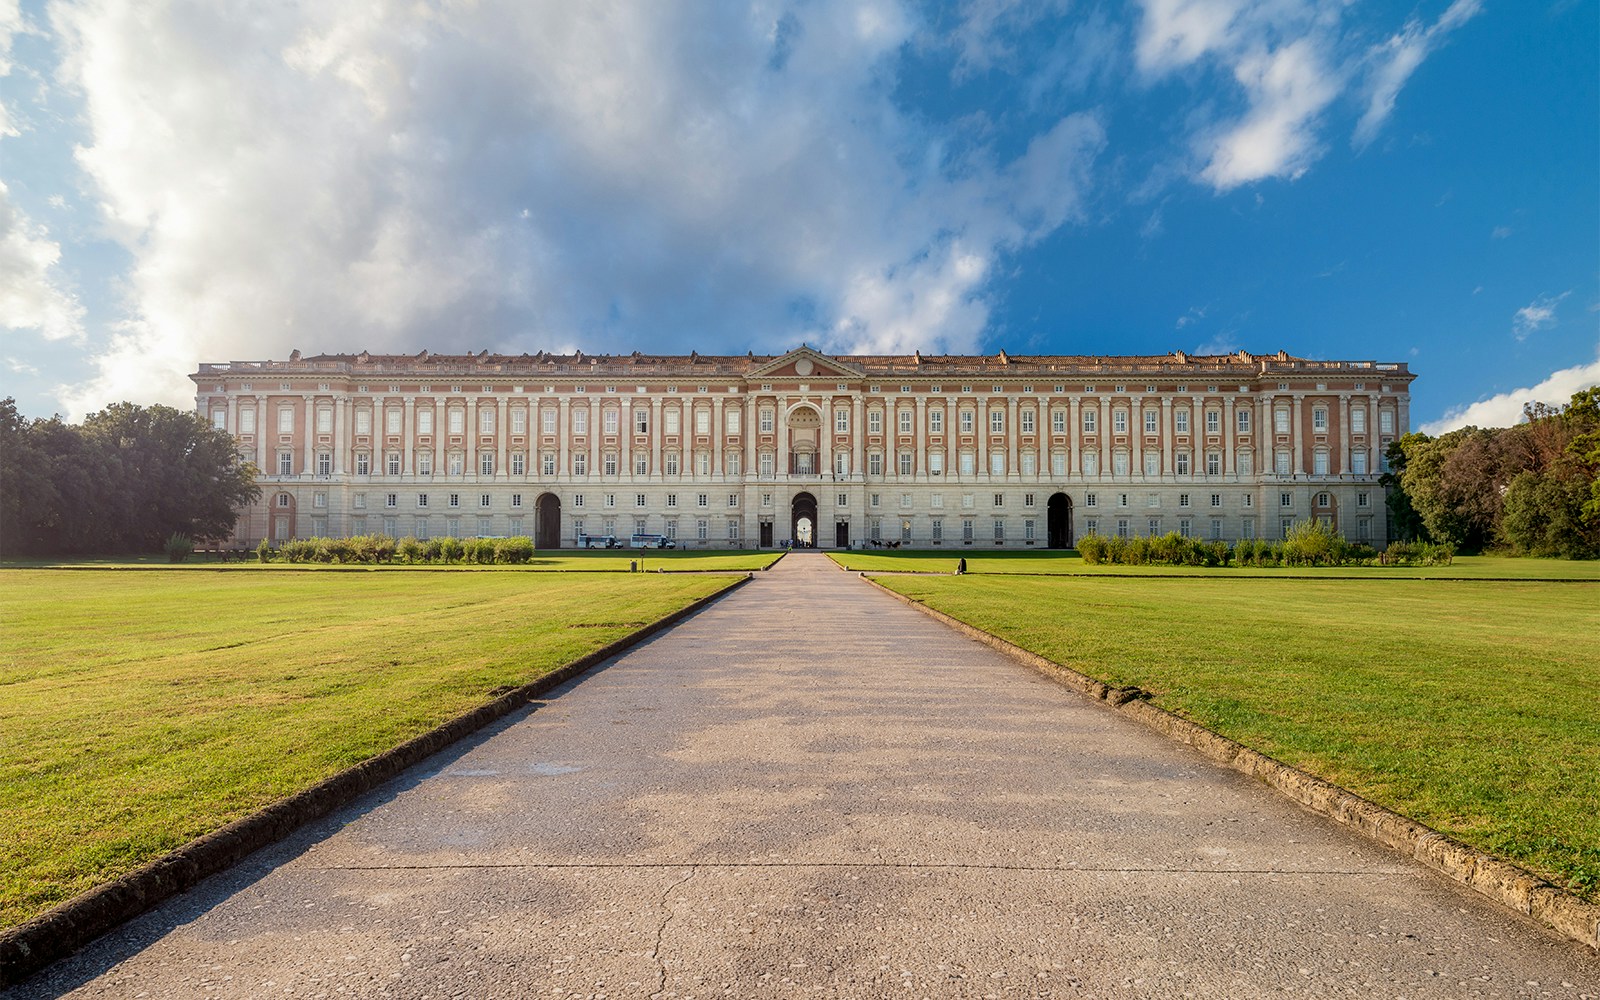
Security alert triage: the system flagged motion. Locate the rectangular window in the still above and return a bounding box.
[1179,518,1192,538]
[959,453,974,476]
[1237,409,1251,432]
[635,493,647,508]
[1275,452,1291,475]
[511,453,525,475]
[1022,410,1036,434]
[728,494,739,507]
[447,453,463,476]
[1281,492,1293,508]
[1176,452,1190,475]
[897,452,912,476]
[448,409,465,434]
[511,493,523,508]
[353,492,367,510]
[1144,410,1157,434]
[1206,410,1220,434]
[315,408,332,433]
[1282,517,1295,539]
[637,408,650,434]
[1380,409,1395,433]
[929,452,944,475]
[604,453,618,476]
[1084,517,1098,535]
[418,493,430,508]
[1116,518,1130,538]
[1113,452,1129,476]
[1313,407,1328,432]
[1113,410,1128,433]
[930,409,944,433]
[480,453,494,476]
[1144,453,1159,477]
[573,409,588,434]
[480,493,491,508]
[1024,519,1035,541]
[1175,410,1190,433]
[353,409,370,435]
[311,491,326,508]
[870,493,881,508]
[697,519,708,540]
[1051,410,1065,433]
[279,452,298,475]
[1243,494,1253,508]
[387,409,402,434]
[1314,451,1329,475]
[1243,519,1255,539]
[1021,453,1036,475]
[510,408,527,434]
[543,409,558,434]
[761,409,775,433]
[573,453,588,476]
[898,409,912,434]
[1210,493,1222,507]
[475,408,492,435]
[1352,407,1367,434]
[1206,452,1220,476]
[385,493,398,508]
[869,453,883,476]
[636,454,649,476]
[418,410,434,434]
[1275,408,1290,434]
[1178,493,1190,508]
[313,452,329,476]
[605,409,620,434]
[990,410,1004,433]
[666,493,678,507]
[931,518,943,541]
[662,408,680,434]
[667,452,681,476]
[603,493,616,508]
[960,410,975,433]
[1085,493,1097,508]
[1357,491,1370,508]
[690,409,707,434]
[278,408,294,433]
[994,519,1005,541]
[868,410,883,434]
[574,494,585,507]
[539,453,554,476]
[697,493,709,508]
[726,408,740,433]
[1210,518,1222,540]
[962,518,974,542]
[728,520,740,540]
[448,493,460,508]
[990,453,1005,476]
[1083,409,1098,433]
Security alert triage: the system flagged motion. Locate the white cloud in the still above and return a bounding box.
[1134,0,1481,190]
[0,179,85,343]
[1512,292,1569,341]
[1491,225,1512,239]
[46,0,1105,415]
[1194,334,1239,355]
[1421,354,1600,435]
[1353,0,1482,150]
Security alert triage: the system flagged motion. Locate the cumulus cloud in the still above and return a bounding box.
[0,180,85,342]
[1420,354,1600,435]
[1512,292,1569,341]
[1353,0,1482,150]
[1134,0,1480,190]
[46,0,1106,414]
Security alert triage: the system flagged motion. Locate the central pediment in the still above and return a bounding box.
[746,346,863,380]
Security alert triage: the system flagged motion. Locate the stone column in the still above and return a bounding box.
[651,396,663,481]
[403,397,416,475]
[852,395,864,481]
[712,395,724,480]
[1292,395,1304,477]
[1223,395,1235,480]
[255,395,267,472]
[1339,394,1351,476]
[466,398,478,480]
[1161,397,1174,479]
[822,397,835,480]
[1130,398,1143,479]
[977,398,989,479]
[301,395,314,475]
[776,397,790,481]
[915,395,927,481]
[1068,396,1081,477]
[497,396,509,480]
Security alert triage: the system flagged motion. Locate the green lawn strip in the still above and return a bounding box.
[0,570,734,930]
[831,549,1600,580]
[1,550,783,573]
[873,574,1600,901]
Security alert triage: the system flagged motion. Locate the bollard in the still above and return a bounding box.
[630,560,637,573]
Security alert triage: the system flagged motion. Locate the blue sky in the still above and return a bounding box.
[1,0,1595,433]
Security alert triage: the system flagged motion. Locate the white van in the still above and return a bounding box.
[629,533,676,549]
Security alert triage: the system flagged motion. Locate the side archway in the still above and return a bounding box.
[535,492,562,549]
[1047,493,1073,549]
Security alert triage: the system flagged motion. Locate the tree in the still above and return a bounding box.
[0,399,258,556]
[1381,434,1431,542]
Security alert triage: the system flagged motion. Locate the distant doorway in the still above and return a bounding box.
[1047,493,1073,549]
[835,521,850,549]
[536,493,561,549]
[791,492,818,548]
[759,521,774,548]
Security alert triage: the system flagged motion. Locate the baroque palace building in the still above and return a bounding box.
[191,346,1415,549]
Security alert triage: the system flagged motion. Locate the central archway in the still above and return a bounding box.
[535,492,561,549]
[1047,492,1072,549]
[791,491,818,548]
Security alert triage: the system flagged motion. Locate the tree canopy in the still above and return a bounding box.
[0,399,259,556]
[1384,387,1600,558]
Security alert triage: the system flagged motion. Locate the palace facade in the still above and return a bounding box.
[191,347,1415,549]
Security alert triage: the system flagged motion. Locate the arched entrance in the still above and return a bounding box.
[791,492,817,548]
[1047,492,1073,549]
[271,493,296,543]
[535,492,561,549]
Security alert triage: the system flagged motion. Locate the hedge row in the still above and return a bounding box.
[1077,520,1453,568]
[254,535,538,565]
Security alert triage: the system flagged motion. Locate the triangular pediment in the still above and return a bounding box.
[746,346,863,380]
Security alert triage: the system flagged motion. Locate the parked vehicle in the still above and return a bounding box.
[629,533,676,549]
[578,533,620,549]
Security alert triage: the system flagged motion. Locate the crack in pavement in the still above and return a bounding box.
[651,866,696,999]
[303,860,1406,876]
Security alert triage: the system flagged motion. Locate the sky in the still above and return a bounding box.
[1,0,1596,435]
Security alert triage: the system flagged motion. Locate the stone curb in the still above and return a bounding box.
[0,574,753,988]
[858,572,1600,953]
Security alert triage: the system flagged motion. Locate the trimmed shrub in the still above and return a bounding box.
[397,537,425,564]
[255,538,275,563]
[1078,534,1110,564]
[437,536,464,563]
[495,536,535,564]
[164,533,195,563]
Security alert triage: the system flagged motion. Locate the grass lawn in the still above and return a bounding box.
[0,569,738,930]
[874,573,1600,901]
[831,548,1600,580]
[1,549,784,573]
